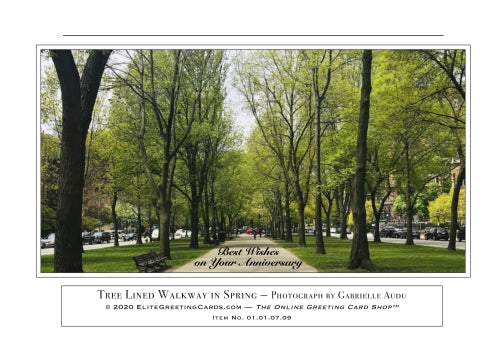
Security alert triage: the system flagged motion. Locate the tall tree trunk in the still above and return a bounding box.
[112,190,119,247]
[312,51,331,254]
[336,181,351,239]
[314,100,325,253]
[284,181,292,242]
[211,178,218,243]
[133,50,182,258]
[203,181,211,244]
[190,188,200,248]
[298,208,306,247]
[348,50,373,270]
[294,179,307,247]
[52,49,111,272]
[369,187,381,243]
[322,190,335,238]
[448,165,465,250]
[325,210,332,238]
[136,202,143,244]
[403,142,415,245]
[159,201,171,259]
[371,189,391,243]
[220,212,226,236]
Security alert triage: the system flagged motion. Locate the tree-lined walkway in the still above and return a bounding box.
[166,234,317,273]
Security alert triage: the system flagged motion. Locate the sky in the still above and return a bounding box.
[224,52,255,138]
[40,48,256,139]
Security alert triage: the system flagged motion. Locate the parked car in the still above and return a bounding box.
[395,227,406,238]
[246,227,262,235]
[41,233,55,248]
[335,228,352,234]
[425,227,449,240]
[123,232,136,241]
[411,228,421,239]
[236,226,249,234]
[396,228,421,239]
[151,228,159,240]
[435,227,449,240]
[379,226,397,238]
[81,231,94,245]
[174,229,192,238]
[103,230,116,241]
[93,231,111,243]
[457,225,465,242]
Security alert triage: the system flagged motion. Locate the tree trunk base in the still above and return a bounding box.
[347,258,375,271]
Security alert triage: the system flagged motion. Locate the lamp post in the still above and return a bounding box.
[436,211,440,226]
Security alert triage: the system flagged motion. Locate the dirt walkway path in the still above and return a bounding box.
[165,234,317,273]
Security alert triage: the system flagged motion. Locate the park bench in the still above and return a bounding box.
[133,251,168,272]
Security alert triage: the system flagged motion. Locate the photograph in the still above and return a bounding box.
[39,47,467,276]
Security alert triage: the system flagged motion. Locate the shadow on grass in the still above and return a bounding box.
[41,238,215,273]
[272,236,465,273]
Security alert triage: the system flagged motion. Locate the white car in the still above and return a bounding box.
[174,229,192,238]
[41,233,55,248]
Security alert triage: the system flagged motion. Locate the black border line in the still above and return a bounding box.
[62,34,445,37]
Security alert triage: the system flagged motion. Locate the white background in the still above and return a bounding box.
[62,285,443,327]
[0,1,498,359]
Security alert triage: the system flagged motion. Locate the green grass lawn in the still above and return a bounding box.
[273,235,466,273]
[40,238,215,273]
[41,235,466,273]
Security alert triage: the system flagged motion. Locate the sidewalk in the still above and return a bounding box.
[165,234,318,273]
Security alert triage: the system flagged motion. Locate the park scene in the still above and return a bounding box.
[39,48,466,273]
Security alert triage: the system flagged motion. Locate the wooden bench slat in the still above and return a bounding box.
[133,251,168,272]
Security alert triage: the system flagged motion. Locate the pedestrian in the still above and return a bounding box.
[253,227,257,239]
[259,227,262,238]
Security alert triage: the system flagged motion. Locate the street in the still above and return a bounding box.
[40,238,142,256]
[326,233,465,250]
[364,233,466,250]
[40,233,465,256]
